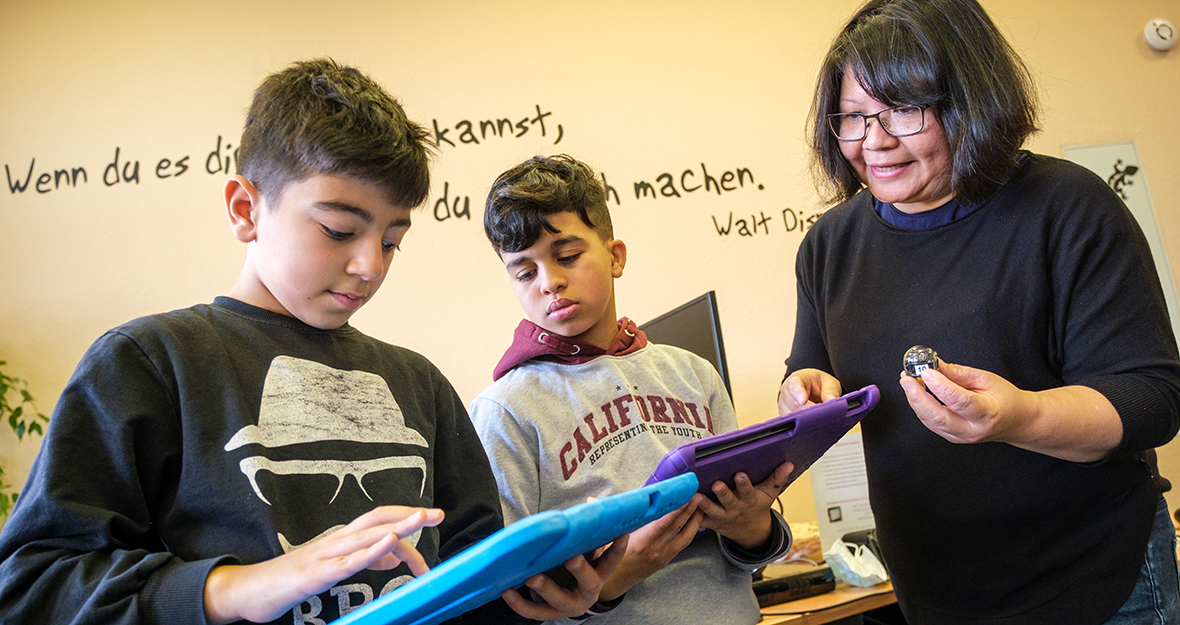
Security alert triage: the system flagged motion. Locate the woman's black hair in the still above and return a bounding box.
[809,0,1040,206]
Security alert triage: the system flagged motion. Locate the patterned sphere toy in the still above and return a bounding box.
[903,346,939,377]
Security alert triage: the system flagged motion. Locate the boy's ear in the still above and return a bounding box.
[225,176,263,243]
[609,239,627,278]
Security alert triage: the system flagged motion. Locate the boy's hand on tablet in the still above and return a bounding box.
[501,533,631,620]
[594,499,703,601]
[696,460,794,550]
[203,506,443,625]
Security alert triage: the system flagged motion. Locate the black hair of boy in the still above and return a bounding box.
[237,57,434,208]
[484,154,613,254]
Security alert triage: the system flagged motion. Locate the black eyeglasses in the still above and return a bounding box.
[827,105,928,141]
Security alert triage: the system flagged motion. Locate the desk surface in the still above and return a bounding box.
[758,581,895,625]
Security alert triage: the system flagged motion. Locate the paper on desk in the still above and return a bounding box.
[809,429,876,551]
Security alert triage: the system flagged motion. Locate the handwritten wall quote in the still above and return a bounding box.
[5,105,823,239]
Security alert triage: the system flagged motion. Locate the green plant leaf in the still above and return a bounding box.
[0,360,49,518]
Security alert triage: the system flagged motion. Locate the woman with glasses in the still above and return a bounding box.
[778,1,1180,623]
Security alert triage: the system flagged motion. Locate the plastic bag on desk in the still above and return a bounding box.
[823,538,888,587]
[841,528,890,574]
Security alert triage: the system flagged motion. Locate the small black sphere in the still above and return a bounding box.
[904,346,939,377]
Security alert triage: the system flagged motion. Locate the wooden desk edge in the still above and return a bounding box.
[758,582,896,625]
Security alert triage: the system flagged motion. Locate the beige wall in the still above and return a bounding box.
[1,0,1178,525]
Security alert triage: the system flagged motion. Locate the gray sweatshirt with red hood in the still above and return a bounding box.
[471,318,791,625]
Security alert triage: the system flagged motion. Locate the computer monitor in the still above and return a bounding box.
[638,291,732,398]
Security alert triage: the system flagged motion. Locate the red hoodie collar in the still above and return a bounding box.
[492,317,648,381]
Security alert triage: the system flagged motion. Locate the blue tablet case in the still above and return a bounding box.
[333,472,699,625]
[645,385,879,498]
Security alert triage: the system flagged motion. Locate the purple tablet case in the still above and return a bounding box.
[645,385,879,497]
